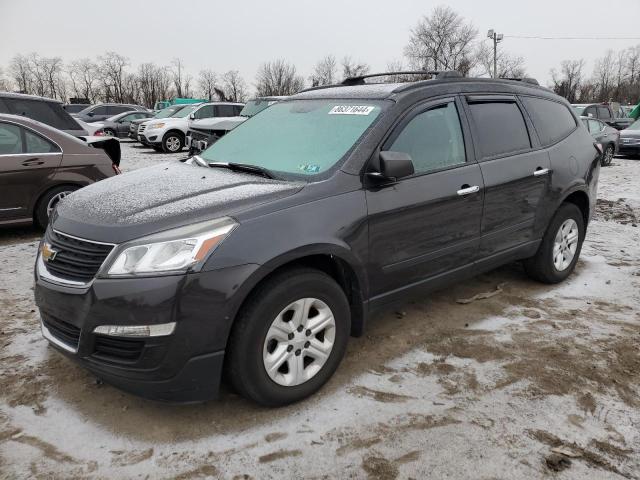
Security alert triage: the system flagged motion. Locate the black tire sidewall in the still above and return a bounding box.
[35,185,78,228]
[229,270,350,406]
[162,132,183,153]
[603,145,614,166]
[537,203,585,283]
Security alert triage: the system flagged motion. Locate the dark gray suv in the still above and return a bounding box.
[74,103,148,123]
[34,72,600,406]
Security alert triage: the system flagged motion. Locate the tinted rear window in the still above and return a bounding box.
[521,97,577,146]
[215,105,237,117]
[5,98,81,131]
[598,106,611,119]
[468,101,531,158]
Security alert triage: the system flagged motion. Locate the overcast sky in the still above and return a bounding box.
[1,0,639,88]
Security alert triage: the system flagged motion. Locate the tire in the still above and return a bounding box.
[226,268,351,407]
[103,128,116,137]
[524,203,585,284]
[162,132,184,153]
[35,185,79,228]
[601,144,614,166]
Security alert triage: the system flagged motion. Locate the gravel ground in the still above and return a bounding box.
[0,142,639,479]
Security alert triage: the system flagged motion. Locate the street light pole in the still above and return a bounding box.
[487,29,504,78]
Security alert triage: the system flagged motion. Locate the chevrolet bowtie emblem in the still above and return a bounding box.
[41,242,58,262]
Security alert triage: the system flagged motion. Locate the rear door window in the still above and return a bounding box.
[194,105,215,119]
[215,105,237,117]
[521,96,577,146]
[386,101,466,174]
[467,100,531,158]
[0,122,23,154]
[24,129,58,153]
[588,119,603,133]
[584,106,597,118]
[598,106,612,119]
[109,105,133,115]
[5,98,80,130]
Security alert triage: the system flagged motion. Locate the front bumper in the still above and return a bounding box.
[139,132,161,146]
[35,263,260,402]
[618,139,640,156]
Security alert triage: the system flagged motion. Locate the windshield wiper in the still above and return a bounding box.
[208,162,275,179]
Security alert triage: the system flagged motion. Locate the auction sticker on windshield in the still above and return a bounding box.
[328,105,375,115]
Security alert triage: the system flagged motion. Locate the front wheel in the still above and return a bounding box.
[162,132,183,153]
[226,268,351,406]
[601,144,614,166]
[524,203,585,284]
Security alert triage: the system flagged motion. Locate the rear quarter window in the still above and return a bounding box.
[5,98,81,131]
[521,97,577,146]
[467,101,531,158]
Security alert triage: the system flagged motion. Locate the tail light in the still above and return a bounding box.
[94,129,105,136]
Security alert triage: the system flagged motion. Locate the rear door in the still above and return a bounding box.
[366,98,484,302]
[464,95,551,258]
[0,122,62,221]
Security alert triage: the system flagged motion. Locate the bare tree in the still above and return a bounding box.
[137,62,171,107]
[68,58,98,102]
[475,42,525,78]
[0,67,9,91]
[255,60,304,96]
[310,55,337,86]
[550,59,585,103]
[97,52,129,102]
[171,58,192,98]
[8,54,31,93]
[593,50,615,102]
[404,6,478,76]
[198,69,218,100]
[341,56,370,79]
[221,70,248,102]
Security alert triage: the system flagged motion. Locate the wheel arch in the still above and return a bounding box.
[30,182,86,219]
[561,188,590,226]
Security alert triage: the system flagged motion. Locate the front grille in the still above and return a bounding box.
[93,336,144,363]
[42,313,81,349]
[43,230,114,283]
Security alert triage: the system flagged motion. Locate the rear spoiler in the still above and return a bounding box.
[78,136,121,167]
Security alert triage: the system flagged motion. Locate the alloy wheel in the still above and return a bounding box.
[553,219,579,271]
[263,298,336,387]
[166,136,181,152]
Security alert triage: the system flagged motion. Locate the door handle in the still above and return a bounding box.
[533,168,550,177]
[457,185,480,196]
[21,158,45,166]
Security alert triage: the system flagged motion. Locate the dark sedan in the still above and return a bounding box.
[618,119,640,158]
[75,103,148,123]
[94,110,154,138]
[580,116,619,166]
[0,113,119,227]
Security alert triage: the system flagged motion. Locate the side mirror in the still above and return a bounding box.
[189,113,195,120]
[371,151,414,180]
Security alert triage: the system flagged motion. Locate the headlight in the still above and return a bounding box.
[148,122,165,129]
[104,217,237,277]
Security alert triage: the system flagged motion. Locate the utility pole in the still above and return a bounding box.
[487,29,504,78]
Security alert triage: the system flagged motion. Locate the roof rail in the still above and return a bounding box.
[341,70,462,86]
[501,77,540,86]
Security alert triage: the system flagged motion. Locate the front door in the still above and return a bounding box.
[366,98,484,304]
[463,96,551,257]
[0,122,62,221]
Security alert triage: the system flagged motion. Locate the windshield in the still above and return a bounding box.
[154,105,185,119]
[200,100,383,177]
[240,99,275,117]
[627,119,640,130]
[172,105,199,118]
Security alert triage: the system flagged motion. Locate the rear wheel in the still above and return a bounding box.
[601,144,614,166]
[524,203,585,284]
[162,132,183,153]
[35,185,79,228]
[103,128,116,137]
[226,268,350,406]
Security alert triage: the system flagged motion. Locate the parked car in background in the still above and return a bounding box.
[35,72,600,406]
[128,104,189,140]
[63,103,91,114]
[618,119,640,158]
[572,103,633,130]
[580,116,619,166]
[76,118,103,136]
[139,102,243,153]
[74,103,148,123]
[91,110,154,138]
[0,92,88,137]
[0,113,119,227]
[187,97,281,154]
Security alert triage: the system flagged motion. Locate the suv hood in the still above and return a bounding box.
[146,117,186,127]
[191,116,246,131]
[54,162,304,244]
[620,129,640,138]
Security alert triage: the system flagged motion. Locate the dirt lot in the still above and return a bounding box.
[1,142,639,479]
